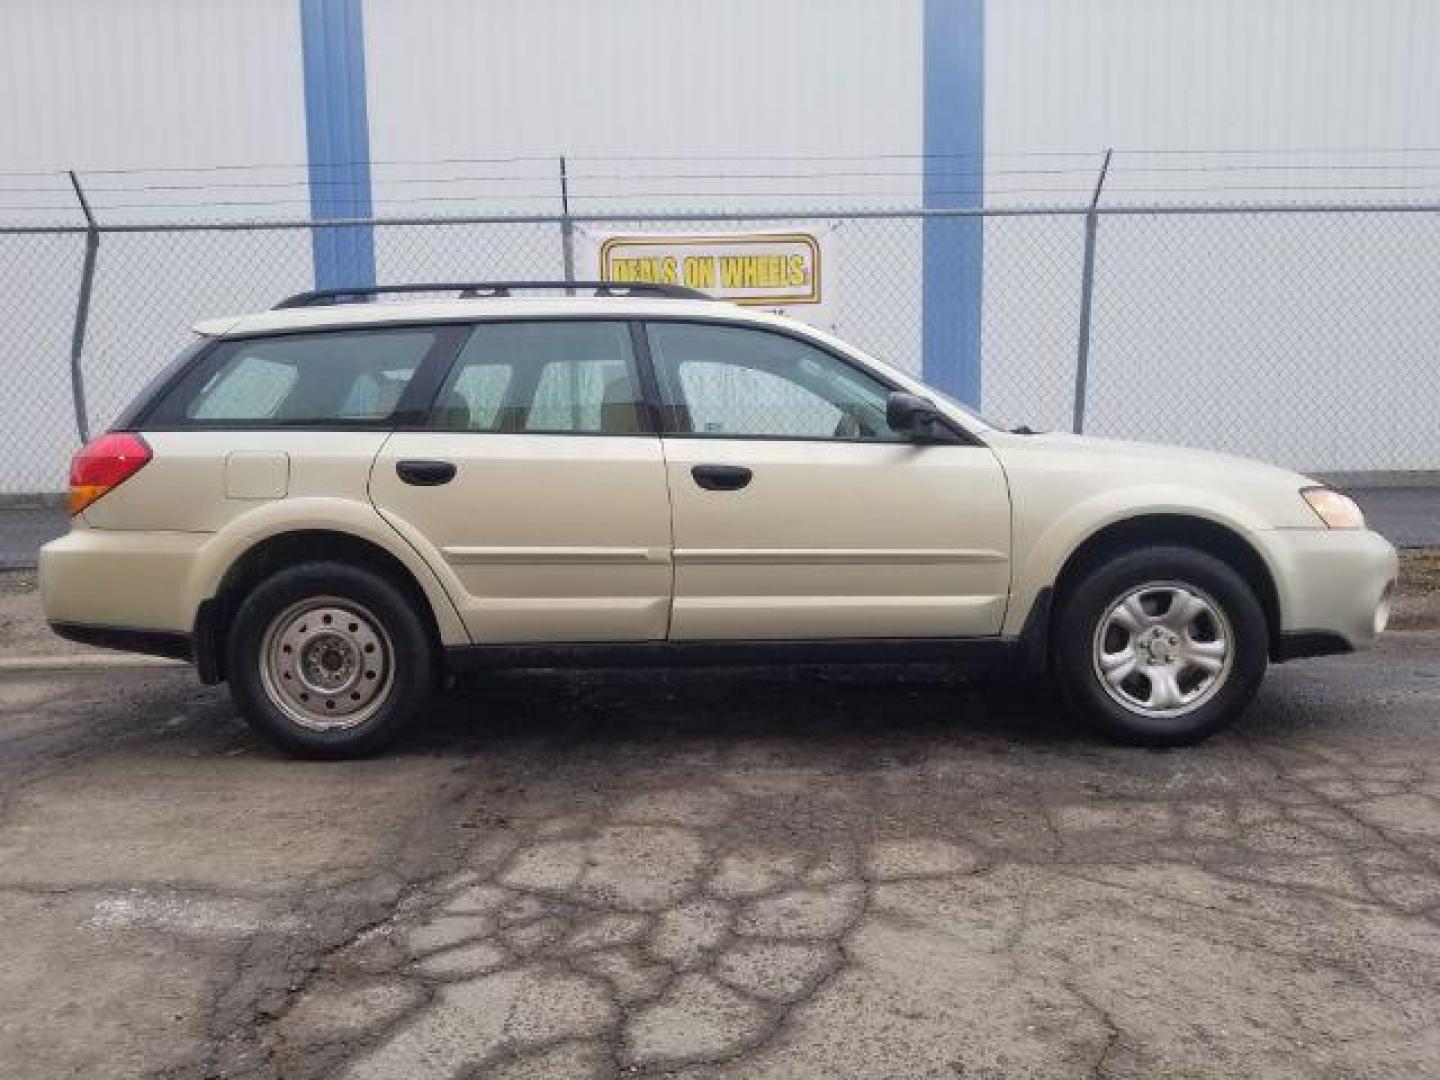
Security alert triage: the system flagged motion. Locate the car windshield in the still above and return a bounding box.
[823,333,1006,432]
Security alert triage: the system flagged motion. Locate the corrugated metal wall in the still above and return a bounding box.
[0,0,307,220]
[362,0,924,217]
[0,0,309,494]
[3,0,1440,491]
[987,0,1440,155]
[980,1,1440,467]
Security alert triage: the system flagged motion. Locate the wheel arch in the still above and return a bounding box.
[1028,513,1283,670]
[195,528,449,684]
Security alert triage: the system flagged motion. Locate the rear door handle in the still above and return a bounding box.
[396,459,456,486]
[691,464,752,491]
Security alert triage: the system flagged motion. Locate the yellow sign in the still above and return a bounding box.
[597,232,822,306]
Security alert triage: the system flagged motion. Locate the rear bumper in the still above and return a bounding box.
[1266,527,1397,658]
[39,527,208,634]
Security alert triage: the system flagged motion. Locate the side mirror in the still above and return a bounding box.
[886,392,948,441]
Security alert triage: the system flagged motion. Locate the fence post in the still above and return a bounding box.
[558,155,576,292]
[1071,148,1112,434]
[67,169,98,445]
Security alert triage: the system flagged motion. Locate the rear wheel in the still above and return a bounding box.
[226,561,434,757]
[1054,545,1268,745]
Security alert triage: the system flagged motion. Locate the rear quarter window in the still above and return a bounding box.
[189,355,297,420]
[145,328,442,427]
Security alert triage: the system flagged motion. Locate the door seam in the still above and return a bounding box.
[366,431,472,645]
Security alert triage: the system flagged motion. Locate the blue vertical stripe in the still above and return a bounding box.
[922,0,984,407]
[299,0,375,289]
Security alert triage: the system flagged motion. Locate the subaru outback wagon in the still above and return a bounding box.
[40,282,1397,757]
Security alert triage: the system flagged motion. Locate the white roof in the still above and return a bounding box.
[193,295,777,337]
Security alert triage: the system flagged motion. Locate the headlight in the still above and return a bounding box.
[1301,487,1365,529]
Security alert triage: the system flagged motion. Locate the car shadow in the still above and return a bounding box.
[401,662,1088,757]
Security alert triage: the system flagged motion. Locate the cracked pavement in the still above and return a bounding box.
[0,558,1438,1079]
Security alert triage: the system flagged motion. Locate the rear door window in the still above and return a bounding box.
[427,321,646,434]
[150,328,441,426]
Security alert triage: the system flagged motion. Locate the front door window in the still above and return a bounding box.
[646,321,897,441]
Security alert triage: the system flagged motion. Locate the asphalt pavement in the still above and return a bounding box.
[0,559,1437,1079]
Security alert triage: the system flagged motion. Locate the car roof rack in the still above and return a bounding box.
[272,281,711,309]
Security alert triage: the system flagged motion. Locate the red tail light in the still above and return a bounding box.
[69,433,152,516]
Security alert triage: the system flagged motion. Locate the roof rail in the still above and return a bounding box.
[272,281,711,309]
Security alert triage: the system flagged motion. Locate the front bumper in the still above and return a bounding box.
[1265,527,1397,659]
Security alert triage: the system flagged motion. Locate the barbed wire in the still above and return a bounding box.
[14,160,1440,198]
[8,148,1440,224]
[10,145,1440,181]
[13,185,1440,218]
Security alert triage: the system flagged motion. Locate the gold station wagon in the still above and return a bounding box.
[40,282,1397,757]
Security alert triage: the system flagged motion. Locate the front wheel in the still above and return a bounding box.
[226,561,435,757]
[1054,546,1268,746]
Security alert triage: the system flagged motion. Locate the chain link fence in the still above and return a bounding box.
[2,200,1437,494]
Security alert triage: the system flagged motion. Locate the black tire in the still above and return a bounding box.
[225,560,435,758]
[1054,545,1268,746]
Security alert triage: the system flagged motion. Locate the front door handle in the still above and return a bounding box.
[691,464,752,491]
[396,459,457,486]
